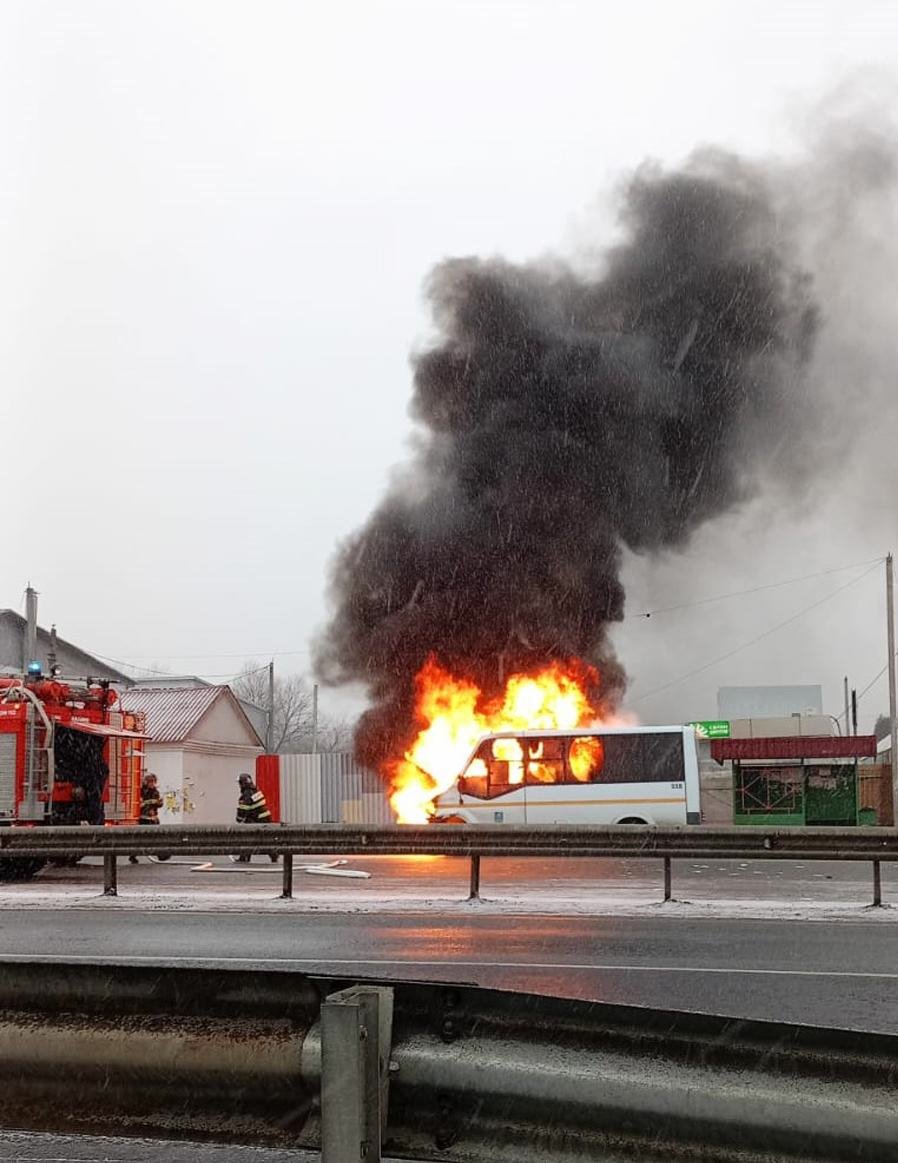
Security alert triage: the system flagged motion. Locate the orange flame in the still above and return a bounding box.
[569,735,604,782]
[388,656,608,823]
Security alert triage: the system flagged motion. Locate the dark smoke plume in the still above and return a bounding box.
[315,150,818,771]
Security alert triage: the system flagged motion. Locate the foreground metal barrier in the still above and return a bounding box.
[0,958,895,1162]
[1,822,898,903]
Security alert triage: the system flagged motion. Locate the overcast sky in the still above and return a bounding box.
[3,0,898,728]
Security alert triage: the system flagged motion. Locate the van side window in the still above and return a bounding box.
[460,743,490,799]
[525,737,565,785]
[461,738,526,799]
[567,734,685,783]
[484,737,524,797]
[461,732,687,795]
[567,736,605,783]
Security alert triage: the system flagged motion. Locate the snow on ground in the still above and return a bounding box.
[0,881,892,922]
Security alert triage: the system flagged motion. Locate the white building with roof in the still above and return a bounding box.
[119,686,263,825]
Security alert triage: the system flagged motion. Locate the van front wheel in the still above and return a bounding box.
[617,817,649,825]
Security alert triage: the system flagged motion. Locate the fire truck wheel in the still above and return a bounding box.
[49,856,82,868]
[0,858,46,882]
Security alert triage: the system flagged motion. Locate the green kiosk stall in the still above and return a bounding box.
[710,734,879,827]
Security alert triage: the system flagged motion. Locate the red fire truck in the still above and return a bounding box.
[0,670,146,880]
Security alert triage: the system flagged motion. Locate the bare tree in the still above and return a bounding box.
[312,714,354,753]
[232,663,353,753]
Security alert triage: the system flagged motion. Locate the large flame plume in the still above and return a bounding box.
[388,656,625,823]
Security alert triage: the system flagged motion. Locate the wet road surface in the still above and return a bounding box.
[1,907,897,1032]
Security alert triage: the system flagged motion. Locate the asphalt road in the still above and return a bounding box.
[3,859,898,1160]
[2,907,897,1032]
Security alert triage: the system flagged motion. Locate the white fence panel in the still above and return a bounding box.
[277,752,396,825]
[278,753,323,824]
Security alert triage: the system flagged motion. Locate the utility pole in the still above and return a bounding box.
[851,688,858,736]
[23,586,37,674]
[887,554,898,825]
[311,683,319,756]
[844,676,851,737]
[266,660,275,754]
[47,625,58,675]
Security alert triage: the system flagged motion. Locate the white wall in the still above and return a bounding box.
[729,715,834,739]
[144,744,260,825]
[192,694,261,746]
[183,750,249,825]
[143,748,185,824]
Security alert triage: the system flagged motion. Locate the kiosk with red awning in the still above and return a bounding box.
[711,735,879,826]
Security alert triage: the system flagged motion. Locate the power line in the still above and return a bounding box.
[854,659,896,707]
[91,652,271,682]
[630,560,882,703]
[629,557,884,620]
[92,654,172,677]
[87,558,886,664]
[103,648,312,662]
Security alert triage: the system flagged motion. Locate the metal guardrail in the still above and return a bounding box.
[0,959,895,1161]
[1,822,897,903]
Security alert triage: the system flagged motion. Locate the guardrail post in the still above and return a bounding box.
[281,852,294,900]
[103,854,117,897]
[663,856,672,903]
[468,854,481,901]
[321,985,393,1163]
[873,859,882,907]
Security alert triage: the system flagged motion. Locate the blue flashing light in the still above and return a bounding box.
[26,661,42,677]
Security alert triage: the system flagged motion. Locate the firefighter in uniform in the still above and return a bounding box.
[234,773,278,863]
[129,773,163,864]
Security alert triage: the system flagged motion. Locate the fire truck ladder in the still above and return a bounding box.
[2,685,54,820]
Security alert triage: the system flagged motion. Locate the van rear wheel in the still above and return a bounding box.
[617,817,649,825]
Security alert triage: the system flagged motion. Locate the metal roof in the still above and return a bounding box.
[0,610,131,684]
[118,686,226,744]
[711,735,878,763]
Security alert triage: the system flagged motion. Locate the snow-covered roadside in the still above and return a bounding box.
[0,883,891,922]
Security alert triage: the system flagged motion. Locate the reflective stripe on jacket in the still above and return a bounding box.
[139,786,163,824]
[236,787,272,824]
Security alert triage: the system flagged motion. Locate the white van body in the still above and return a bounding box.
[433,725,701,826]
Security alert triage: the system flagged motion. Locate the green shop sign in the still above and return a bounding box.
[689,720,731,739]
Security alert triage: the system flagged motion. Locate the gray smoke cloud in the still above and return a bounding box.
[315,108,895,772]
[615,93,898,723]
